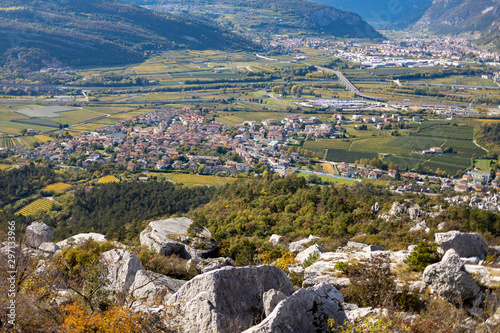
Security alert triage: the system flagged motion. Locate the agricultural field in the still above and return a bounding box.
[98,175,120,183]
[474,159,496,170]
[0,136,50,148]
[17,198,54,216]
[303,139,350,151]
[42,182,72,193]
[385,136,446,152]
[319,163,336,175]
[325,149,377,163]
[383,154,433,171]
[349,137,410,155]
[163,173,241,186]
[0,164,13,170]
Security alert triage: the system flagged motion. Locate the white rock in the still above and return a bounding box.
[241,283,348,333]
[288,235,319,253]
[269,234,283,246]
[167,265,295,333]
[57,233,107,248]
[296,244,324,264]
[38,242,60,255]
[26,222,53,248]
[130,270,185,304]
[196,257,234,273]
[100,249,144,291]
[140,217,218,260]
[422,249,480,304]
[435,231,488,259]
[262,289,287,317]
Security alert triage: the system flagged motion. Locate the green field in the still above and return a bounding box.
[163,173,243,186]
[474,159,496,170]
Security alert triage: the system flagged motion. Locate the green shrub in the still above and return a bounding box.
[303,252,320,268]
[405,241,442,272]
[334,261,350,275]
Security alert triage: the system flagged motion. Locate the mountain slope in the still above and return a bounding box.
[310,0,434,29]
[125,0,384,39]
[0,0,252,70]
[412,0,500,35]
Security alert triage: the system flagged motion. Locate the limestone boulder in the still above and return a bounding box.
[57,233,107,248]
[130,270,185,304]
[262,289,288,317]
[435,231,488,259]
[269,234,283,246]
[38,242,60,256]
[100,249,144,291]
[295,244,323,264]
[26,222,53,248]
[167,265,295,333]
[422,249,480,304]
[289,235,320,253]
[196,257,234,273]
[241,283,348,333]
[140,217,218,260]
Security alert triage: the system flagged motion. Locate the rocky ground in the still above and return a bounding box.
[5,213,500,332]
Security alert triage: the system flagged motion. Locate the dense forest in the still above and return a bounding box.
[190,174,500,254]
[0,165,56,206]
[0,0,253,70]
[47,182,217,241]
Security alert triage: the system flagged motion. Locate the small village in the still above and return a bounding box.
[8,106,499,205]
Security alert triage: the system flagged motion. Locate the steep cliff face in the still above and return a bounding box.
[310,0,434,29]
[307,6,383,38]
[412,0,500,35]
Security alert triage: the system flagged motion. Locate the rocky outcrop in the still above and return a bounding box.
[435,231,488,259]
[289,235,320,253]
[196,257,234,273]
[167,265,295,333]
[242,283,348,333]
[269,234,283,246]
[38,242,60,256]
[295,244,323,264]
[100,249,144,291]
[262,289,287,317]
[140,217,218,260]
[57,233,107,247]
[347,241,384,252]
[26,222,53,249]
[371,202,380,214]
[422,249,480,304]
[130,270,185,304]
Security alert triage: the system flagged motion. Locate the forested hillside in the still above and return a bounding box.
[126,0,383,38]
[191,174,500,254]
[475,122,500,155]
[0,0,252,70]
[0,165,56,206]
[49,182,217,240]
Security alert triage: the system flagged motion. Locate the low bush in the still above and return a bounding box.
[405,241,442,272]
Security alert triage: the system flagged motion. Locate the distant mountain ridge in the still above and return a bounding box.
[125,0,384,39]
[0,0,252,70]
[412,0,500,35]
[309,0,434,29]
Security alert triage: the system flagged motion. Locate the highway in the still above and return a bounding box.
[315,66,387,102]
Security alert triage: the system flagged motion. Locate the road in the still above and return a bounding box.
[261,90,287,107]
[315,66,387,102]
